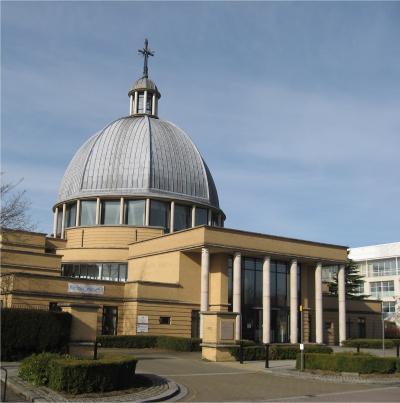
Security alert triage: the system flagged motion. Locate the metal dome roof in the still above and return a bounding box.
[56,116,220,209]
[129,78,160,98]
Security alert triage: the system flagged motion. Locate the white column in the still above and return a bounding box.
[134,92,138,114]
[263,256,271,344]
[290,259,298,344]
[338,264,346,345]
[200,247,210,339]
[170,201,175,233]
[315,262,323,344]
[119,197,124,225]
[208,209,212,226]
[53,207,58,238]
[191,206,196,227]
[95,197,100,225]
[129,95,133,115]
[152,93,156,116]
[75,200,80,227]
[145,199,150,226]
[233,252,242,340]
[61,203,66,239]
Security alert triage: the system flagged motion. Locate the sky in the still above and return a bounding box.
[2,1,399,247]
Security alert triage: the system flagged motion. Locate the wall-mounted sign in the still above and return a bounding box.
[68,283,104,295]
[137,315,149,324]
[137,323,149,333]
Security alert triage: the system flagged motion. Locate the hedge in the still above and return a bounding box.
[19,353,138,394]
[1,308,72,361]
[229,344,333,361]
[342,339,398,349]
[296,352,400,374]
[97,335,201,351]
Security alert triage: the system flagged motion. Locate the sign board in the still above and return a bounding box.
[136,324,149,333]
[220,320,234,340]
[137,315,149,324]
[299,343,304,351]
[68,283,104,295]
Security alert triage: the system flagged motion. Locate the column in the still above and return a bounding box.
[338,264,346,345]
[170,201,175,233]
[262,256,271,344]
[290,259,298,344]
[134,92,138,114]
[145,199,150,226]
[152,93,156,115]
[61,203,66,239]
[53,207,58,238]
[95,197,100,225]
[200,247,210,339]
[233,252,241,340]
[129,95,133,115]
[191,206,196,228]
[119,197,124,225]
[208,209,212,226]
[75,200,80,227]
[315,262,323,344]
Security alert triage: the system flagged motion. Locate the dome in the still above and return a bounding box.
[130,77,160,95]
[56,115,220,209]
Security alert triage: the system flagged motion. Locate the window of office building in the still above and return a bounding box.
[383,301,396,314]
[100,200,120,225]
[65,202,77,228]
[124,199,145,226]
[80,200,97,226]
[195,207,208,226]
[102,306,118,335]
[370,280,394,297]
[61,263,127,282]
[149,200,170,232]
[174,204,191,231]
[369,259,398,277]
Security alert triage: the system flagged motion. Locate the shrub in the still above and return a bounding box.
[342,339,395,349]
[1,308,71,361]
[97,335,158,349]
[229,344,333,361]
[48,355,138,394]
[97,335,201,351]
[18,353,61,386]
[297,353,399,374]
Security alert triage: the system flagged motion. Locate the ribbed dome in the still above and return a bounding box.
[56,116,220,209]
[129,78,160,98]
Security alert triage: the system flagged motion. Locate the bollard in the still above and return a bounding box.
[264,344,270,368]
[94,341,101,360]
[397,344,399,358]
[356,344,360,354]
[239,340,244,364]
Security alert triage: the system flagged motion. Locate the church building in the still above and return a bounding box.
[0,40,382,360]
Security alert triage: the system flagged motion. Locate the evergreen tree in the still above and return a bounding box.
[328,260,368,300]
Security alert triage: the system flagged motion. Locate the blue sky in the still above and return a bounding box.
[2,2,399,247]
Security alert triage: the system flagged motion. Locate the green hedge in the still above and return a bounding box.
[229,344,333,361]
[342,339,396,349]
[1,308,72,361]
[97,335,201,352]
[19,353,138,394]
[48,355,138,394]
[296,353,400,374]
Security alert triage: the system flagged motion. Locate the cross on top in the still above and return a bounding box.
[138,38,154,78]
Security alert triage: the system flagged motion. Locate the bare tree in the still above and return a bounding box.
[0,174,35,231]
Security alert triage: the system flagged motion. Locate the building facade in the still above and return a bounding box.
[349,242,400,324]
[0,42,382,357]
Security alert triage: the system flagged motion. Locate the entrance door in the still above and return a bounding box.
[102,306,118,335]
[191,310,200,338]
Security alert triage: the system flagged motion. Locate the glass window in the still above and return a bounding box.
[383,301,395,313]
[119,264,128,282]
[159,316,171,325]
[211,212,219,226]
[80,200,97,226]
[227,256,233,311]
[65,202,77,228]
[87,264,100,279]
[100,200,120,225]
[370,280,395,297]
[174,204,191,231]
[369,259,397,277]
[146,92,153,113]
[137,92,144,113]
[124,200,145,226]
[56,209,63,237]
[195,207,208,226]
[61,263,127,282]
[150,200,170,232]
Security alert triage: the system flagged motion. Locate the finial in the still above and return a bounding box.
[138,38,154,79]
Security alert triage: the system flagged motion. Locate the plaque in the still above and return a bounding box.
[220,319,234,340]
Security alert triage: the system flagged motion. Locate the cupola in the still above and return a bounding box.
[128,39,161,118]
